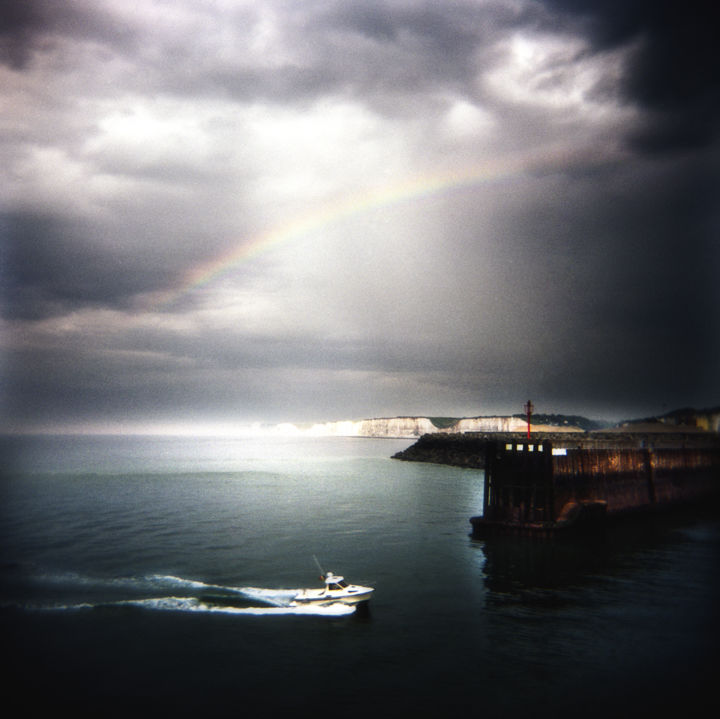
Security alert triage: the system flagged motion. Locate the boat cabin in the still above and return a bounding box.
[324,573,348,591]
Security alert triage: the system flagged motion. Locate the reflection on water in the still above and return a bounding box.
[475,505,720,598]
[467,507,720,717]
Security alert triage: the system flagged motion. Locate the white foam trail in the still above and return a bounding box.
[43,596,355,616]
[29,571,209,593]
[148,577,312,607]
[31,571,287,599]
[149,577,318,608]
[16,595,355,617]
[130,597,356,616]
[146,576,304,604]
[147,574,226,591]
[236,587,301,606]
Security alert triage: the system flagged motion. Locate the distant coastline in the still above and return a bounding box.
[280,406,720,439]
[3,406,718,439]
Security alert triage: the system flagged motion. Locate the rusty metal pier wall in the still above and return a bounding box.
[465,432,720,536]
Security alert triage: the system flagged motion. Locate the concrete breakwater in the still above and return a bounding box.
[393,431,720,535]
[392,432,495,467]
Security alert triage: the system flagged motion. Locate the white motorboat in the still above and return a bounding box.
[292,571,374,606]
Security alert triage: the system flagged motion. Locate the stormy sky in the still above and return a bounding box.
[2,0,718,433]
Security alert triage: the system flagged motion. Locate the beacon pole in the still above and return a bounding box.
[524,400,533,440]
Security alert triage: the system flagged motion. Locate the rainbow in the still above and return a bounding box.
[151,146,580,310]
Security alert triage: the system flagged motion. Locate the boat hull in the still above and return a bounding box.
[292,586,374,606]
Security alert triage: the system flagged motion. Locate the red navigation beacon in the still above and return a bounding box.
[524,400,534,440]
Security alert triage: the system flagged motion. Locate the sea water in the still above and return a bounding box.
[1,434,718,717]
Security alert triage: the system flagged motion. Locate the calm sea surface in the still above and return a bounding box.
[1,434,718,717]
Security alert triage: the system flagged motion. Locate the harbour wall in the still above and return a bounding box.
[392,431,720,534]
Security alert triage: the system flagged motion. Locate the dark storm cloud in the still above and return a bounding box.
[2,0,718,430]
[541,0,720,152]
[322,0,489,84]
[1,212,179,319]
[511,159,718,398]
[5,1,716,146]
[0,0,52,69]
[125,0,518,110]
[0,0,137,70]
[189,1,497,107]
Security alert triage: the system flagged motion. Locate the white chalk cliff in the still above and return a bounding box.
[241,408,718,438]
[301,415,537,438]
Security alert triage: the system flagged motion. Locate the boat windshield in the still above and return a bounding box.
[328,580,348,590]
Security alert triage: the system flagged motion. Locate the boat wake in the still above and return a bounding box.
[0,569,357,617]
[53,596,356,616]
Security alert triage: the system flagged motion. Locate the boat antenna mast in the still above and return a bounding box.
[312,554,326,580]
